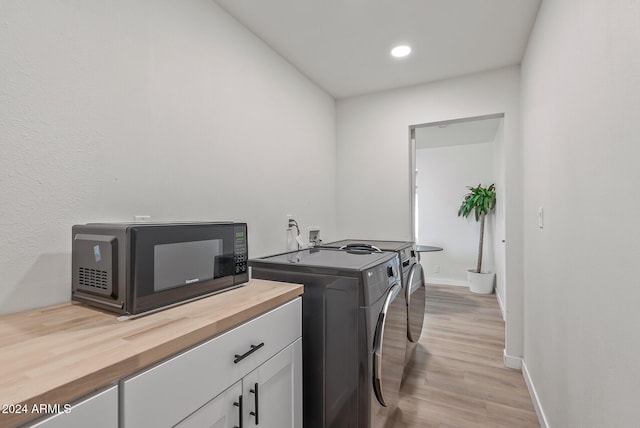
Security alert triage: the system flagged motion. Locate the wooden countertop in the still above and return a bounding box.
[0,279,303,427]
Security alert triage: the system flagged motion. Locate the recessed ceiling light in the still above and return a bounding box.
[391,45,411,58]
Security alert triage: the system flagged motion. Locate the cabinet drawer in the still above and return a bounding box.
[122,298,301,428]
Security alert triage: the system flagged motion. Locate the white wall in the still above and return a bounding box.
[336,67,524,359]
[521,0,640,426]
[492,119,506,315]
[0,0,336,315]
[416,142,496,286]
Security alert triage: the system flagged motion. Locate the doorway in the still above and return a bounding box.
[409,114,506,318]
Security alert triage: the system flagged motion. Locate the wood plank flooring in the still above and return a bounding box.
[387,284,539,428]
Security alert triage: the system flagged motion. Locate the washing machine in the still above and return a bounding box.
[249,248,407,428]
[319,240,426,363]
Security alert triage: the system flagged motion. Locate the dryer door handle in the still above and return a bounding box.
[372,283,406,408]
[406,263,426,343]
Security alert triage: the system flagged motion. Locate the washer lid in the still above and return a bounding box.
[252,248,397,271]
[322,239,413,252]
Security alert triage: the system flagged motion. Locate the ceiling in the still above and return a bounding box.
[415,116,503,150]
[214,0,541,98]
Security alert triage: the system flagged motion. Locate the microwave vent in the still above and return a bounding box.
[78,267,108,290]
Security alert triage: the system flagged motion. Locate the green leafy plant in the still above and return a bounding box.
[458,184,496,273]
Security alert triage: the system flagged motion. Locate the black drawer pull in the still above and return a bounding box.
[234,342,265,364]
[233,395,243,428]
[250,382,259,425]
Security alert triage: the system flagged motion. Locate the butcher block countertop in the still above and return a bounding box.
[0,279,303,427]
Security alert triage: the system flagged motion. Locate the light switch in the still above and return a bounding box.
[538,207,544,229]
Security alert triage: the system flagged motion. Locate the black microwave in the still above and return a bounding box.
[71,222,248,317]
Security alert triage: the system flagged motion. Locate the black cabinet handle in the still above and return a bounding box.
[233,395,243,428]
[234,342,265,364]
[249,382,259,425]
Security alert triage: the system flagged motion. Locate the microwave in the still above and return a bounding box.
[71,222,248,317]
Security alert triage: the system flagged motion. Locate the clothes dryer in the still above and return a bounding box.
[249,248,406,428]
[319,240,426,364]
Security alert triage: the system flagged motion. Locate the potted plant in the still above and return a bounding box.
[458,183,496,294]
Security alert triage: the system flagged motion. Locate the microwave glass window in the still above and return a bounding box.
[154,239,223,292]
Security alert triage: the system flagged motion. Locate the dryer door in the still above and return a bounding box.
[372,283,407,407]
[406,263,426,343]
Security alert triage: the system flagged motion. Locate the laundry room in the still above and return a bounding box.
[2,1,640,427]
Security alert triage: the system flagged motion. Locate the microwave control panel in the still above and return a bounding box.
[234,224,248,275]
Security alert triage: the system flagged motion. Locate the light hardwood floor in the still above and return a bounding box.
[388,284,540,428]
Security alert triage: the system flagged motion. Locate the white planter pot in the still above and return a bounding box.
[467,270,496,294]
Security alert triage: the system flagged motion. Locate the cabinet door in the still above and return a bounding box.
[29,386,117,428]
[175,381,242,428]
[242,338,302,428]
[122,298,301,428]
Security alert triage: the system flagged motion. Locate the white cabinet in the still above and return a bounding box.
[177,339,302,428]
[242,339,302,428]
[175,381,242,428]
[29,386,118,428]
[122,298,302,428]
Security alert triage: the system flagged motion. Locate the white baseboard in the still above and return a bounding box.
[522,360,550,428]
[496,290,506,321]
[503,349,522,370]
[425,277,468,287]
